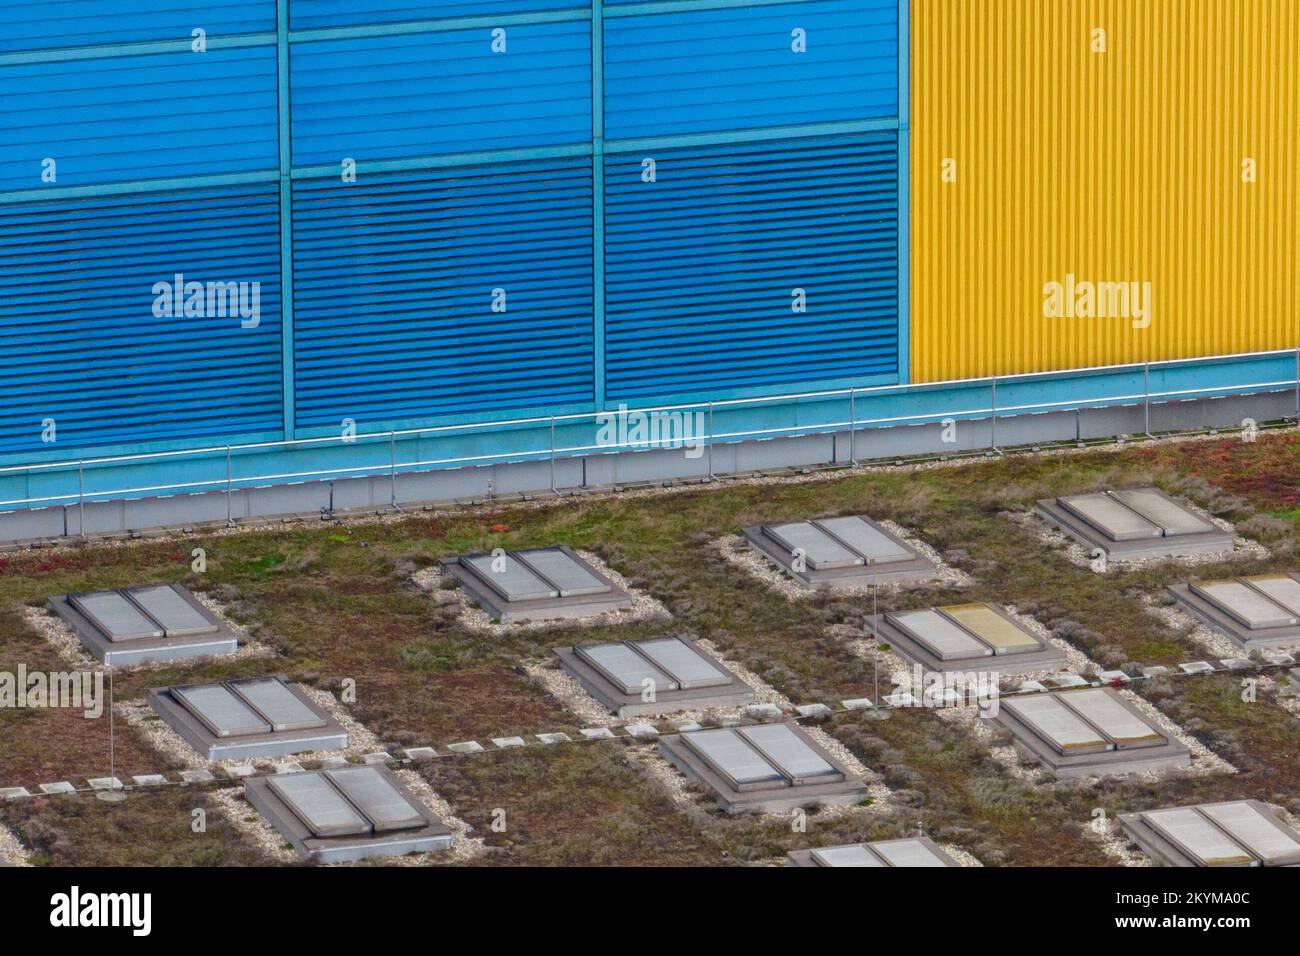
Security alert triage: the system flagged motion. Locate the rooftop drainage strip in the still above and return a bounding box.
[868,602,1069,673]
[1119,800,1300,867]
[787,837,959,867]
[244,766,452,863]
[48,584,238,666]
[1036,487,1234,561]
[741,515,939,590]
[8,653,1297,800]
[555,636,755,718]
[1168,571,1300,651]
[995,687,1190,779]
[440,545,632,623]
[149,676,348,762]
[659,720,868,813]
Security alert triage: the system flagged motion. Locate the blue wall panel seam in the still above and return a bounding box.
[896,0,910,384]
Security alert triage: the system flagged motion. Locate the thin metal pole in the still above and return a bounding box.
[1143,362,1154,438]
[549,416,557,493]
[389,431,401,511]
[78,460,86,540]
[225,446,234,526]
[990,376,1001,454]
[1294,347,1299,419]
[707,403,717,478]
[849,388,857,467]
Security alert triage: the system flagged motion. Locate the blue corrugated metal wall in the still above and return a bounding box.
[292,158,595,425]
[604,0,899,138]
[0,0,905,470]
[0,184,284,454]
[605,132,899,400]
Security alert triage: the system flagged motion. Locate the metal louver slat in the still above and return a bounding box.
[291,157,595,427]
[0,48,279,188]
[604,132,899,400]
[289,22,591,165]
[604,0,899,139]
[0,2,274,54]
[289,1,578,31]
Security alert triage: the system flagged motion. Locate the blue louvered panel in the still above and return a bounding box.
[290,22,591,165]
[0,1,274,53]
[290,1,580,31]
[604,132,899,401]
[0,48,279,188]
[292,158,595,427]
[604,0,898,140]
[0,184,283,455]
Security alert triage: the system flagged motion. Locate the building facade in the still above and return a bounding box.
[0,1,1294,537]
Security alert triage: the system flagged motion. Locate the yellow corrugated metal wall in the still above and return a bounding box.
[910,0,1300,383]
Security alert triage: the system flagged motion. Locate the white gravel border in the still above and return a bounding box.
[1093,815,1155,867]
[1006,507,1268,575]
[120,684,385,774]
[1142,594,1300,660]
[714,522,972,602]
[413,549,670,634]
[207,769,481,867]
[0,822,29,866]
[18,598,273,673]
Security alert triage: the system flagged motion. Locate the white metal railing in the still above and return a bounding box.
[1,347,1297,516]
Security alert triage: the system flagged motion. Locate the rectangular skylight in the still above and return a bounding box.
[1142,808,1256,867]
[940,603,1039,654]
[125,586,218,637]
[462,554,557,602]
[738,724,841,785]
[889,609,992,661]
[681,729,785,790]
[172,684,271,739]
[1058,689,1164,749]
[1191,580,1299,630]
[870,839,953,867]
[1002,695,1110,754]
[811,844,885,867]
[815,516,914,564]
[69,591,164,642]
[634,638,731,689]
[268,773,372,839]
[1059,494,1160,541]
[229,678,328,733]
[324,767,425,833]
[1198,803,1300,866]
[516,548,611,597]
[763,522,863,570]
[1242,574,1300,618]
[1111,488,1212,536]
[576,643,676,695]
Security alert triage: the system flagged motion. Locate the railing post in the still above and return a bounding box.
[706,402,714,480]
[849,388,857,467]
[549,416,557,494]
[1143,362,1154,438]
[225,446,234,527]
[989,376,1000,454]
[389,431,401,510]
[77,459,86,540]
